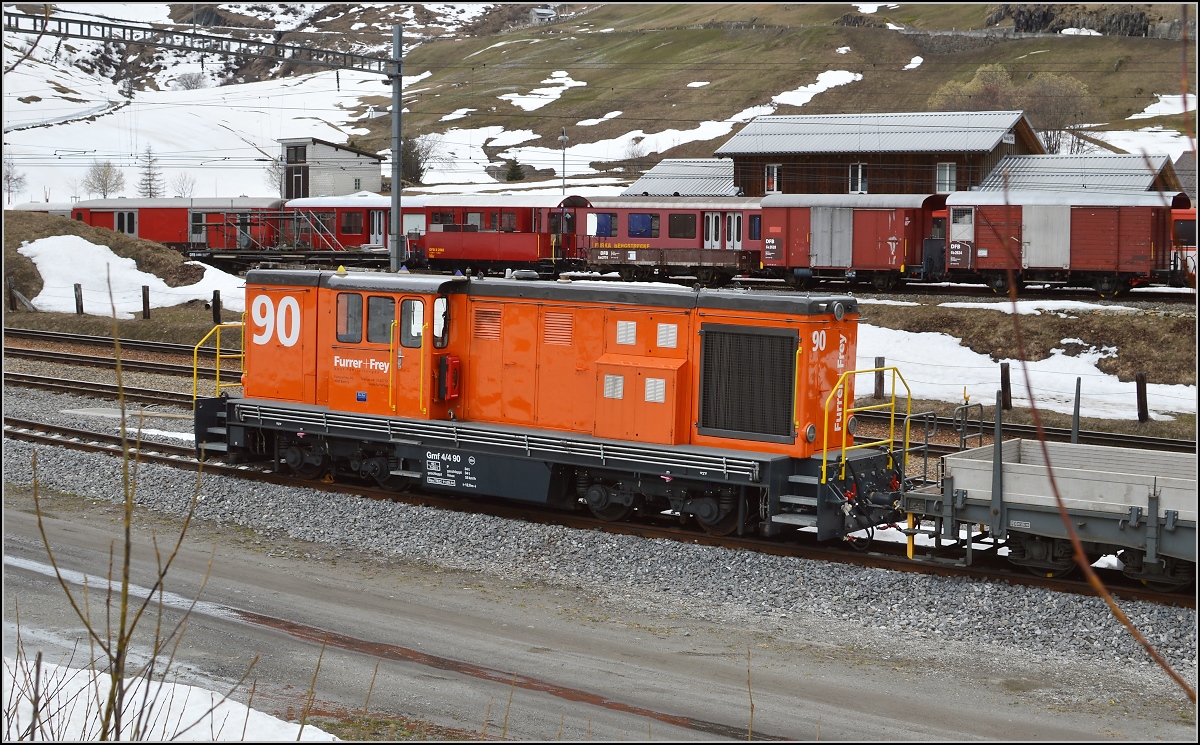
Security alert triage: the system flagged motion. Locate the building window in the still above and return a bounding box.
[627,213,659,238]
[936,162,956,193]
[765,164,782,193]
[667,213,697,239]
[849,163,867,194]
[285,145,306,164]
[354,177,362,191]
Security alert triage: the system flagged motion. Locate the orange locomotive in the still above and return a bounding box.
[195,269,909,540]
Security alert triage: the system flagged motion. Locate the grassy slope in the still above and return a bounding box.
[343,4,1194,160]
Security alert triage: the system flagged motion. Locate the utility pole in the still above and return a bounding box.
[558,127,568,195]
[389,23,405,271]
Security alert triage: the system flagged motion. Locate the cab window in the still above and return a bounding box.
[401,298,423,348]
[367,296,395,343]
[433,296,449,349]
[336,293,363,343]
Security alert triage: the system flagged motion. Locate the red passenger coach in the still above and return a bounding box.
[418,194,585,274]
[760,194,945,290]
[579,197,763,284]
[65,197,283,249]
[281,193,427,252]
[945,191,1188,296]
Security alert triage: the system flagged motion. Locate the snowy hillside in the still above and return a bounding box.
[2,3,1194,205]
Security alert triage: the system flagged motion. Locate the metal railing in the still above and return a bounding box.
[820,366,912,484]
[192,321,244,403]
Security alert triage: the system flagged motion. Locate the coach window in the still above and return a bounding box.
[341,211,364,235]
[486,211,498,231]
[765,164,782,193]
[336,293,363,343]
[668,213,697,239]
[74,212,83,221]
[628,213,660,238]
[849,163,867,194]
[400,299,424,348]
[465,212,483,232]
[749,214,762,241]
[366,296,395,344]
[501,211,517,232]
[432,297,449,349]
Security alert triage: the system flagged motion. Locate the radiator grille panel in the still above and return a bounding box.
[543,312,573,345]
[699,327,795,440]
[473,308,501,340]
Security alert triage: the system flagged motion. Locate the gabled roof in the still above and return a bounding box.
[977,154,1180,193]
[715,111,1040,155]
[1174,151,1196,203]
[620,159,738,196]
[277,136,384,162]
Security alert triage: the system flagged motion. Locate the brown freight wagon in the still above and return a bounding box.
[944,190,1190,297]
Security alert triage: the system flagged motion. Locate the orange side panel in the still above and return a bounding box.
[242,285,318,404]
[534,306,603,432]
[594,355,686,445]
[466,301,505,421]
[501,303,539,424]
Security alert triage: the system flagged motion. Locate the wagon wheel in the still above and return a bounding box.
[987,273,1023,295]
[786,275,814,291]
[1024,563,1076,580]
[589,502,634,522]
[871,273,897,292]
[632,266,656,281]
[1140,577,1191,593]
[1093,276,1121,299]
[618,266,636,282]
[697,510,740,536]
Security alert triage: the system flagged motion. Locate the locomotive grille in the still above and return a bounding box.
[543,312,573,345]
[473,308,501,340]
[698,325,796,443]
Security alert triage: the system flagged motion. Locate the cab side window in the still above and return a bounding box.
[433,296,449,349]
[336,293,363,343]
[367,296,395,343]
[401,298,424,348]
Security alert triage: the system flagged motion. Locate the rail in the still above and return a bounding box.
[192,321,244,403]
[821,366,912,484]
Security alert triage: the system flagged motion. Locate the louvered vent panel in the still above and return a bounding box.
[543,312,573,345]
[699,328,795,439]
[616,321,636,345]
[473,308,501,340]
[603,374,625,399]
[645,377,666,403]
[657,323,678,349]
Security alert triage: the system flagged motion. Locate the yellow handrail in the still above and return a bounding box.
[419,321,429,415]
[192,320,245,406]
[819,366,912,484]
[388,319,398,412]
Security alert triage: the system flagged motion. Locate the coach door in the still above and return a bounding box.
[390,296,428,417]
[369,209,387,246]
[703,212,721,250]
[725,211,742,250]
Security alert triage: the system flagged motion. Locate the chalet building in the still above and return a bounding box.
[714,110,1044,197]
[530,7,557,25]
[277,137,385,199]
[621,159,739,196]
[1173,151,1196,206]
[977,154,1182,195]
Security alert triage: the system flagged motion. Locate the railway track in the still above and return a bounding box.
[5,347,223,379]
[2,372,195,407]
[4,415,1192,607]
[3,327,236,356]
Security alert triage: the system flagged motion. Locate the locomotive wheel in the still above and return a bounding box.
[291,457,329,480]
[697,510,739,536]
[589,502,634,522]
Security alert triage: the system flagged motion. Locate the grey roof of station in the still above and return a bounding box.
[621,159,739,196]
[715,111,1032,155]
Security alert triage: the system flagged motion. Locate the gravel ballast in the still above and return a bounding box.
[3,386,1196,713]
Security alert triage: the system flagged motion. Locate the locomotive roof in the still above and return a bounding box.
[246,269,857,316]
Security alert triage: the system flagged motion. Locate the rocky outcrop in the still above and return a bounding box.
[834,13,885,28]
[985,4,1193,38]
